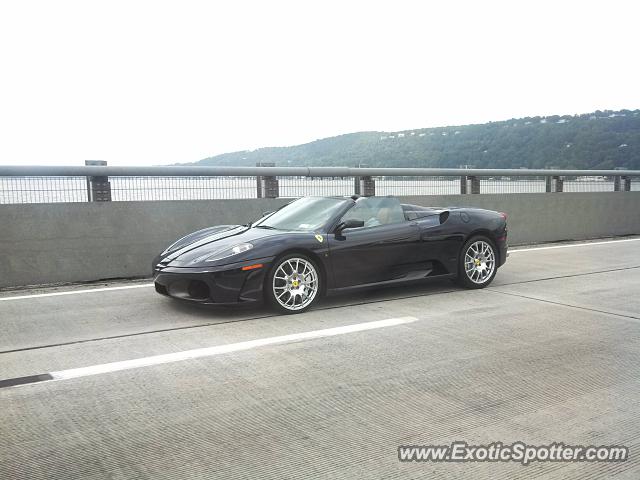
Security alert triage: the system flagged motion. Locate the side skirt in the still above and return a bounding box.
[325,271,457,296]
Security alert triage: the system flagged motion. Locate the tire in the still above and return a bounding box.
[456,235,498,289]
[265,253,322,314]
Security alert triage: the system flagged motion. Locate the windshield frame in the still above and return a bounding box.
[253,196,352,232]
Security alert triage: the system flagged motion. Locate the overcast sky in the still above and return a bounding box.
[0,0,638,166]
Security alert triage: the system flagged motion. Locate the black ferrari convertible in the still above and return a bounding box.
[153,196,508,313]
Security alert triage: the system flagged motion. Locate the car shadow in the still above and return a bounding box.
[317,278,458,310]
[163,278,458,319]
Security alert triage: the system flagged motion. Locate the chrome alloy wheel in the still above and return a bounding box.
[464,240,496,284]
[272,257,319,311]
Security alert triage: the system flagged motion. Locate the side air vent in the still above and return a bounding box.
[439,211,450,224]
[188,280,211,300]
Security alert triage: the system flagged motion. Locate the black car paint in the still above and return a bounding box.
[152,198,508,306]
[327,221,421,288]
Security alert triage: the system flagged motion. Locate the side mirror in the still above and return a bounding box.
[335,219,364,233]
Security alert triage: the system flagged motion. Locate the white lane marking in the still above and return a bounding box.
[47,317,417,382]
[510,237,640,253]
[0,283,154,302]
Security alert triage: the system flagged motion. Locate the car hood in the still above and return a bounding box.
[157,225,284,267]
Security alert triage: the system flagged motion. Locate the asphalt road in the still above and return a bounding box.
[1,237,640,479]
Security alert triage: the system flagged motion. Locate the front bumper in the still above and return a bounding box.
[153,256,274,305]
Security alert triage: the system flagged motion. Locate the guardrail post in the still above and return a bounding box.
[467,176,480,194]
[552,175,563,192]
[85,160,111,202]
[360,176,375,196]
[545,176,552,192]
[471,176,480,194]
[353,164,368,195]
[258,175,279,198]
[461,175,479,194]
[256,162,279,198]
[613,175,630,191]
[614,176,622,191]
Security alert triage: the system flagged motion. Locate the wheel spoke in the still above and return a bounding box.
[272,258,319,310]
[465,241,495,284]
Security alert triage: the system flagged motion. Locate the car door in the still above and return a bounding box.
[327,197,420,288]
[414,211,463,274]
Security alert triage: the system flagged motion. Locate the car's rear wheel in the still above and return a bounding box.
[266,254,321,314]
[457,236,497,289]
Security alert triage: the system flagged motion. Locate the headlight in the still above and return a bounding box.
[191,243,254,264]
[231,243,253,255]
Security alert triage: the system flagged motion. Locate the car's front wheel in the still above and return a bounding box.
[266,254,321,314]
[457,236,498,289]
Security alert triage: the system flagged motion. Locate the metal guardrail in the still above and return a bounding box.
[0,165,639,204]
[1,165,639,177]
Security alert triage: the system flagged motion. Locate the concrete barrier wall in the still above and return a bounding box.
[402,192,640,244]
[1,192,639,288]
[0,198,290,288]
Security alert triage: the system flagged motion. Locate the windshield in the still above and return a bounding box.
[255,197,348,231]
